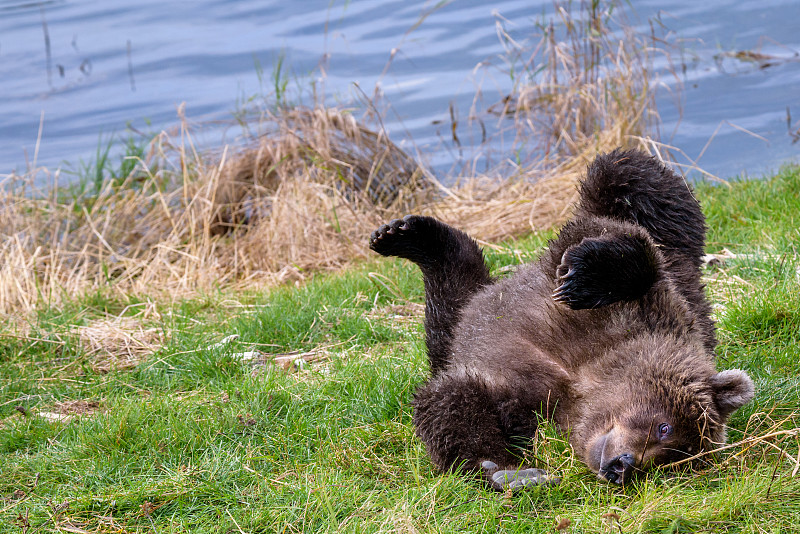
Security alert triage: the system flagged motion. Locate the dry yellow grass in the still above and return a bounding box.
[0,1,658,318]
[76,316,166,372]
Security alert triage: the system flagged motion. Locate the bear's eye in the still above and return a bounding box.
[657,423,673,439]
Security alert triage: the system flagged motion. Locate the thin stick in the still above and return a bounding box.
[40,7,52,88]
[127,40,136,92]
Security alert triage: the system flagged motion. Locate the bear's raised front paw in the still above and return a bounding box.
[481,461,560,492]
[552,234,656,310]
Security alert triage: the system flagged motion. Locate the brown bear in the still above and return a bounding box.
[369,149,754,490]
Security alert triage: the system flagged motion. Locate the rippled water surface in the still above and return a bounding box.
[1,0,798,181]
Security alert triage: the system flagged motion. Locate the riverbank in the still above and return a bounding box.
[1,165,798,532]
[1,1,656,321]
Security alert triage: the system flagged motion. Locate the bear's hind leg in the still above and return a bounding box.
[577,148,705,264]
[412,373,557,491]
[370,215,491,375]
[576,149,716,350]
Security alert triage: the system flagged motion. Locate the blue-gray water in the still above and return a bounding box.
[1,0,798,182]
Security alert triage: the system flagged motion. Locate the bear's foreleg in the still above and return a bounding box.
[370,215,492,376]
[552,230,661,310]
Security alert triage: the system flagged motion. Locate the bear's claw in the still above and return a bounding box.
[481,461,561,491]
[369,216,414,252]
[552,272,576,304]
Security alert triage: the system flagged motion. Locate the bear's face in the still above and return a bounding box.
[583,400,710,484]
[575,346,755,484]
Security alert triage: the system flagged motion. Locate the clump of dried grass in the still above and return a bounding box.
[211,107,432,234]
[1,106,433,316]
[510,2,654,156]
[77,316,165,372]
[0,1,659,318]
[35,399,103,423]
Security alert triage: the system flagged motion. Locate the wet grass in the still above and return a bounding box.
[1,167,799,533]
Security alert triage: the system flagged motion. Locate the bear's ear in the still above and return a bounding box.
[708,369,755,420]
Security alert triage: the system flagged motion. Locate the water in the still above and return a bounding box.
[0,0,798,182]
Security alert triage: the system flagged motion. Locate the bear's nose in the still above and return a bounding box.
[601,453,635,484]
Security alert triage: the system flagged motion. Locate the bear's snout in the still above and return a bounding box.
[600,453,636,484]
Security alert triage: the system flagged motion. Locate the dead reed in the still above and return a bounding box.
[0,1,658,318]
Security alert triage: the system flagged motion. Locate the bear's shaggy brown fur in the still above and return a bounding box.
[369,149,754,490]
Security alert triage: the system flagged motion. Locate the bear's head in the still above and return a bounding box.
[571,337,755,484]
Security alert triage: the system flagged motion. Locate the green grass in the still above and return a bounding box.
[64,128,156,197]
[1,168,799,533]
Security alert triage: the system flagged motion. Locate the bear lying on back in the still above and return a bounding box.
[369,149,754,490]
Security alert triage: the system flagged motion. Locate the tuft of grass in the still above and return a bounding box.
[699,165,800,253]
[497,0,655,161]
